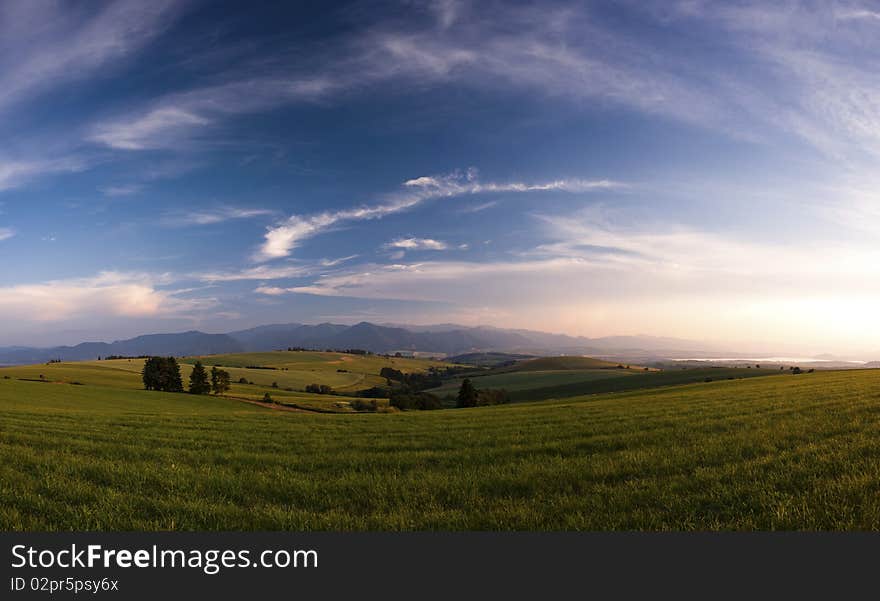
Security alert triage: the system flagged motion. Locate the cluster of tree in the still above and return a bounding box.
[355,386,390,398]
[389,389,443,411]
[305,383,335,394]
[379,367,442,390]
[350,399,380,412]
[211,366,231,394]
[187,362,232,395]
[142,357,184,392]
[456,378,511,408]
[284,346,370,354]
[376,366,445,410]
[437,365,487,378]
[101,355,150,361]
[379,367,404,381]
[142,358,231,395]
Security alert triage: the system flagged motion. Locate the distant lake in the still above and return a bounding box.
[682,357,867,364]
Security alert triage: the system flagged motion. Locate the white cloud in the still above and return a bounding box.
[320,255,359,267]
[385,237,449,251]
[458,200,498,213]
[254,285,291,296]
[100,184,143,197]
[0,227,14,241]
[257,170,624,260]
[167,206,275,226]
[835,9,880,22]
[198,264,312,283]
[91,108,210,150]
[0,271,210,322]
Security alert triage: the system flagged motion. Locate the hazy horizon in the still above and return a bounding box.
[3,320,877,363]
[3,1,880,356]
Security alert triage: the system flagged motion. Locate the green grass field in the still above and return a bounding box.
[497,356,624,371]
[0,351,452,412]
[3,364,880,530]
[503,367,782,401]
[429,368,639,396]
[430,364,781,402]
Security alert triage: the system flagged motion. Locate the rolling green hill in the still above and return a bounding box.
[502,367,781,402]
[2,365,880,530]
[501,356,624,372]
[429,351,779,401]
[429,368,638,397]
[0,351,452,412]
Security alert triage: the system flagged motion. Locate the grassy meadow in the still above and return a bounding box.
[427,368,639,396]
[429,354,782,402]
[3,356,880,530]
[0,351,452,412]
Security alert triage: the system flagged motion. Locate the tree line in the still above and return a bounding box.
[371,368,510,411]
[141,357,230,395]
[455,378,510,408]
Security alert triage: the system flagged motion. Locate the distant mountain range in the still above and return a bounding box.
[0,321,732,366]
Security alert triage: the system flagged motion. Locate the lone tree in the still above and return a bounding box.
[189,361,211,395]
[210,366,231,395]
[142,356,183,392]
[456,378,479,408]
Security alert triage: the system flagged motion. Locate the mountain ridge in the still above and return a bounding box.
[0,322,731,366]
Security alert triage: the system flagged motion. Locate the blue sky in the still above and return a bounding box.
[3,0,880,354]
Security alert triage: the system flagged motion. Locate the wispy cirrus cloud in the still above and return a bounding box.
[91,107,211,151]
[0,227,15,241]
[73,0,880,167]
[81,0,745,153]
[320,255,359,267]
[99,184,143,197]
[165,206,276,227]
[835,9,880,21]
[370,1,880,161]
[199,254,360,283]
[458,200,498,214]
[257,169,624,261]
[0,157,87,191]
[198,264,312,283]
[90,76,338,150]
[0,0,192,113]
